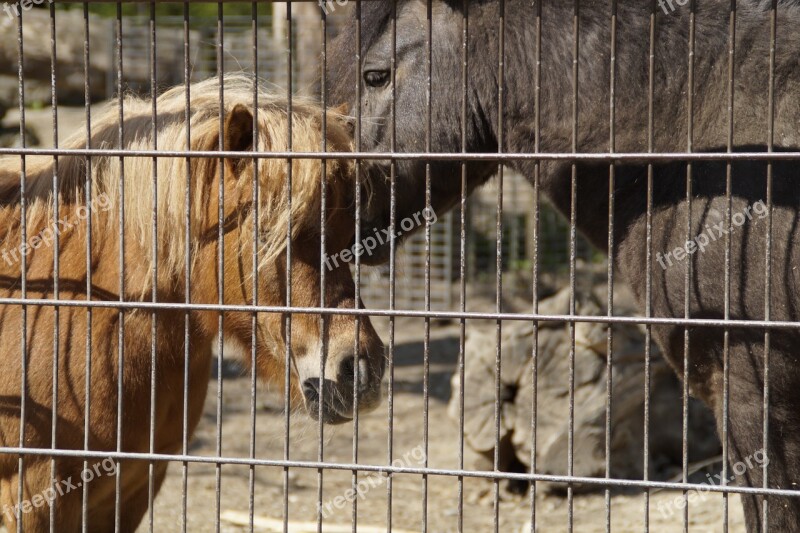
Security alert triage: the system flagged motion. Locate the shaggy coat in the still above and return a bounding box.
[329,1,800,530]
[0,76,384,531]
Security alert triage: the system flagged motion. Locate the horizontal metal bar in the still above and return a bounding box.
[3,147,800,163]
[0,446,796,499]
[54,1,331,3]
[0,296,798,330]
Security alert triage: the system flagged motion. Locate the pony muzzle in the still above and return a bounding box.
[300,353,385,425]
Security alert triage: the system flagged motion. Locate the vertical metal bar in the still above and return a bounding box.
[721,0,737,527]
[457,2,468,532]
[15,7,27,533]
[493,1,506,532]
[181,2,192,531]
[644,1,656,530]
[351,0,364,528]
[446,207,454,310]
[386,1,398,530]
[317,1,331,532]
[249,4,260,532]
[81,3,93,531]
[530,2,542,530]
[423,1,433,531]
[605,1,617,531]
[114,3,126,530]
[283,3,294,532]
[48,3,60,532]
[567,1,580,530]
[763,2,777,531]
[313,0,327,524]
[147,3,159,531]
[215,5,226,532]
[682,2,697,531]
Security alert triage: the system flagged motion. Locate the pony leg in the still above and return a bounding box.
[86,460,169,533]
[120,461,169,533]
[0,475,17,531]
[711,340,800,532]
[0,459,82,532]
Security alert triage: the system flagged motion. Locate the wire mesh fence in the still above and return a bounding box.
[0,1,797,532]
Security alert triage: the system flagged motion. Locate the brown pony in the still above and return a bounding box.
[0,75,384,531]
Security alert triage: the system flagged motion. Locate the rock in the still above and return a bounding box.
[0,9,191,108]
[448,284,721,495]
[0,125,40,148]
[0,76,56,110]
[0,9,110,105]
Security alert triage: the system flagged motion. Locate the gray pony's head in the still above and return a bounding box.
[328,0,500,264]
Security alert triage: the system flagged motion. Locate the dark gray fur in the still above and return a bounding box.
[329,1,800,530]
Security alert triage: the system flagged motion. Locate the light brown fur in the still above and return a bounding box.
[0,76,383,531]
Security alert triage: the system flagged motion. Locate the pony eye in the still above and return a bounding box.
[363,70,390,88]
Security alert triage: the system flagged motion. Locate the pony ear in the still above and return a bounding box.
[223,104,255,176]
[224,104,254,153]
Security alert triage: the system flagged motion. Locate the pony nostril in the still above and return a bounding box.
[338,356,356,385]
[302,379,320,404]
[338,355,371,391]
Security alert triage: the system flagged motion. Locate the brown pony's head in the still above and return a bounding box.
[202,80,385,424]
[58,75,385,424]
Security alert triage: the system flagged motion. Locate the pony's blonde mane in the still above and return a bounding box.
[0,75,355,285]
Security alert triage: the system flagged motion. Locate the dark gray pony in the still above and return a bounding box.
[329,0,800,530]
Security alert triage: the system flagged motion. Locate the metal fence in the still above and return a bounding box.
[0,1,796,532]
[111,12,598,313]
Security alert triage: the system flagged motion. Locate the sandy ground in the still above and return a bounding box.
[140,317,745,533]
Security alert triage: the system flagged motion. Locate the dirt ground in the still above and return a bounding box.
[141,316,746,533]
